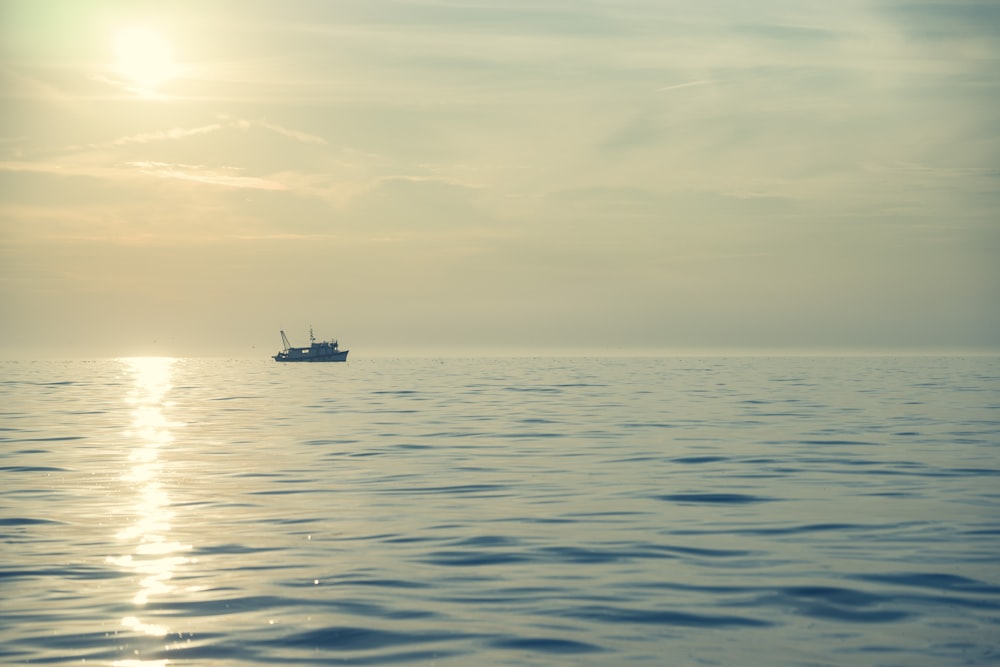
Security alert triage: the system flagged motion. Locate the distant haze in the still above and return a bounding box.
[2,1,998,357]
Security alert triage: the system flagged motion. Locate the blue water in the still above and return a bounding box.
[2,356,999,666]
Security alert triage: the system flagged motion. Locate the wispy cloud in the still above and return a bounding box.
[88,73,168,100]
[0,159,130,181]
[86,116,325,150]
[128,161,287,190]
[656,79,717,93]
[0,158,286,192]
[102,123,224,147]
[254,119,327,145]
[0,67,73,103]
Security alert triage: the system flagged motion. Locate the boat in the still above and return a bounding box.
[273,327,349,362]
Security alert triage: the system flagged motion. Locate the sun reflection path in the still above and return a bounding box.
[109,357,191,663]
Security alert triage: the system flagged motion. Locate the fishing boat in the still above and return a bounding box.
[273,327,349,362]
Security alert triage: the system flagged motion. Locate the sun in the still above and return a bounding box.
[113,27,177,97]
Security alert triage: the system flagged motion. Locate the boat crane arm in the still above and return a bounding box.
[280,330,292,351]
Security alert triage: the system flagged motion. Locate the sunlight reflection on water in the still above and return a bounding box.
[110,358,190,658]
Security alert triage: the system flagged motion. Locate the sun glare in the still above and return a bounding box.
[113,27,177,97]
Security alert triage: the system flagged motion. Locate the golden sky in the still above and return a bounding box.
[1,0,997,356]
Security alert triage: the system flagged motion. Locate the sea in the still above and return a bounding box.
[2,356,999,666]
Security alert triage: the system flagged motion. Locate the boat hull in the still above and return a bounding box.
[274,350,348,362]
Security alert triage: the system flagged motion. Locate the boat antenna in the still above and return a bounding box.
[309,325,315,343]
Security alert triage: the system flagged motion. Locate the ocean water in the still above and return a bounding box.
[2,356,999,666]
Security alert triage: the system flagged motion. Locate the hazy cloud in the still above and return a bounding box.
[103,124,224,147]
[656,79,717,93]
[254,119,327,145]
[128,161,287,190]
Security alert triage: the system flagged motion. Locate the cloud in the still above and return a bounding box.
[0,158,133,182]
[0,157,285,191]
[545,185,797,220]
[254,119,327,145]
[0,67,72,103]
[128,161,287,190]
[882,1,1000,40]
[102,123,224,147]
[349,175,486,222]
[656,79,717,93]
[598,113,660,153]
[88,73,169,100]
[90,116,326,150]
[0,113,331,198]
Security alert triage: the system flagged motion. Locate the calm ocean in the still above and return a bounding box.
[2,356,999,666]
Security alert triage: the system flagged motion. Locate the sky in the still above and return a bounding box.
[1,0,998,357]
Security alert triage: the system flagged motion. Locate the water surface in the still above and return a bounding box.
[2,356,998,665]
